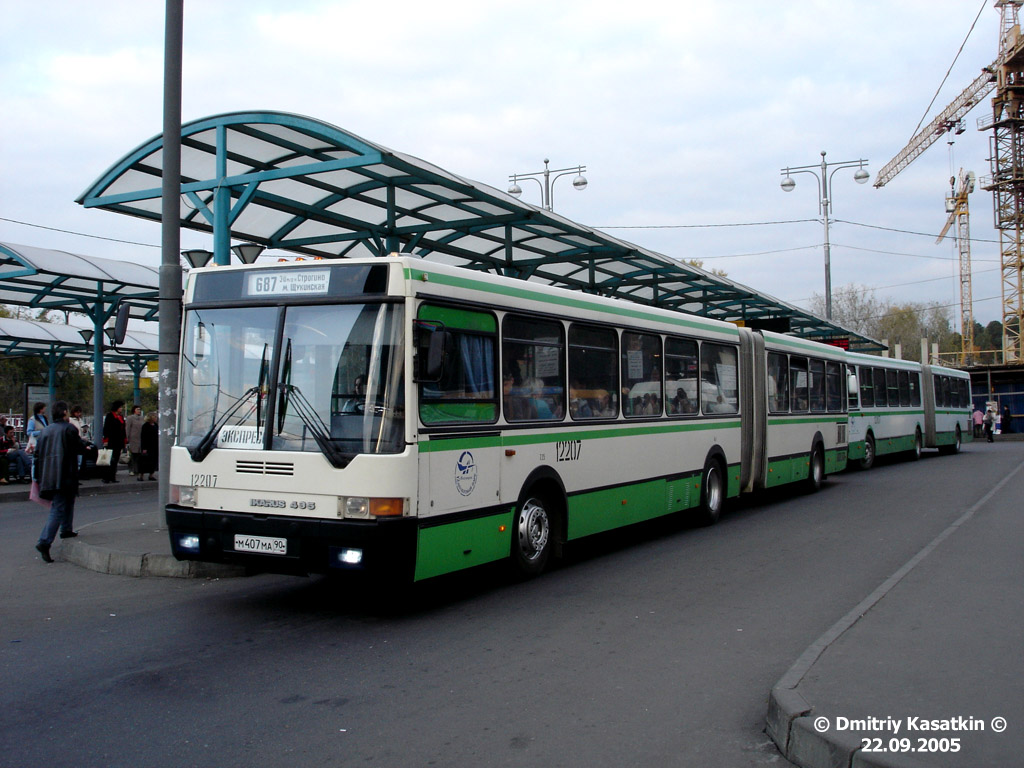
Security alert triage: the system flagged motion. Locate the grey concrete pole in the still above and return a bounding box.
[159,0,184,513]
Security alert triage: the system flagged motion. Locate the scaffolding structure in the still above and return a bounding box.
[980,0,1024,364]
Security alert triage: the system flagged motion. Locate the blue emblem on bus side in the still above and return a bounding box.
[455,450,478,496]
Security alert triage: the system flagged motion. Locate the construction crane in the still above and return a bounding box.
[875,0,1024,365]
[936,169,976,365]
[873,71,995,189]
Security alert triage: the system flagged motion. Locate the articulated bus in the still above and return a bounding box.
[845,351,972,470]
[167,256,854,582]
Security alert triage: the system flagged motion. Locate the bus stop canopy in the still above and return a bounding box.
[0,242,160,417]
[0,316,157,361]
[78,110,881,350]
[0,242,158,321]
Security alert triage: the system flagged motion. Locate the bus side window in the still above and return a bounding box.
[568,324,618,420]
[767,352,790,413]
[701,343,738,415]
[909,372,922,407]
[790,357,808,412]
[417,305,498,425]
[808,359,826,412]
[898,370,911,407]
[886,369,899,408]
[873,367,887,407]
[503,315,565,422]
[826,361,843,412]
[859,365,874,407]
[665,336,699,415]
[621,331,662,417]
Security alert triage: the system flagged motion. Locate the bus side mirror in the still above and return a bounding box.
[112,301,131,346]
[415,324,451,383]
[847,372,859,396]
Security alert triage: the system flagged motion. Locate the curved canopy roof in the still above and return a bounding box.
[0,315,157,362]
[0,242,158,321]
[78,110,880,350]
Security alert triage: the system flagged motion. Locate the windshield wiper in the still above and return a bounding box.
[277,383,349,468]
[189,344,269,463]
[188,386,261,462]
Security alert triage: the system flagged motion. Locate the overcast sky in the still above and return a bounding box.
[0,0,1008,326]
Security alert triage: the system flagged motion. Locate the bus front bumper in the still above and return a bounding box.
[166,505,418,579]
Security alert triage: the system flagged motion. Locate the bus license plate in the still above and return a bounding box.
[234,534,287,556]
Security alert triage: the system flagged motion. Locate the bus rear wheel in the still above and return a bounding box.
[858,434,875,471]
[512,494,553,578]
[695,458,725,526]
[940,425,962,455]
[806,445,824,492]
[910,429,922,461]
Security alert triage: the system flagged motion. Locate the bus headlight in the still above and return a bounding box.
[338,496,405,519]
[171,485,197,507]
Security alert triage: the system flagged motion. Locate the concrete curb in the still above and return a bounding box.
[0,480,144,504]
[57,536,245,579]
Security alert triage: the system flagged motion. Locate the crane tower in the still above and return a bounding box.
[937,170,976,365]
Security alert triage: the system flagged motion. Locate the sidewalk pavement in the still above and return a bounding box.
[3,474,242,579]
[767,441,1024,768]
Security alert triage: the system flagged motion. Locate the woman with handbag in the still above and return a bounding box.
[101,400,126,484]
[25,401,48,480]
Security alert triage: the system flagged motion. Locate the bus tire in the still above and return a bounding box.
[806,444,825,492]
[858,433,875,471]
[511,492,554,578]
[939,425,962,455]
[695,457,725,526]
[910,428,922,461]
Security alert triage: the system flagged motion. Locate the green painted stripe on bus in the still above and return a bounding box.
[405,267,740,338]
[765,335,847,356]
[417,304,497,333]
[413,509,514,581]
[853,409,925,416]
[420,419,743,452]
[875,433,919,455]
[767,416,846,426]
[567,474,702,539]
[764,447,846,487]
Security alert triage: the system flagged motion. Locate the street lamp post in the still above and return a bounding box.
[780,151,869,320]
[508,159,588,211]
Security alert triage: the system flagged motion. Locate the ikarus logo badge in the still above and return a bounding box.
[455,450,478,496]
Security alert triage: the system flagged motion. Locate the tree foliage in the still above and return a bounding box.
[808,284,957,362]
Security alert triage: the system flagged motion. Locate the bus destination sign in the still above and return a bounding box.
[245,270,330,297]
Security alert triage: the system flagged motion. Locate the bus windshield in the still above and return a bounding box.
[178,302,405,464]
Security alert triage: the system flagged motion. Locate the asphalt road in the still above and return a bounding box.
[2,442,1018,768]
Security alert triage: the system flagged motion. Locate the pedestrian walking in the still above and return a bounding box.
[972,407,984,439]
[1002,405,1013,434]
[984,407,996,443]
[34,401,92,563]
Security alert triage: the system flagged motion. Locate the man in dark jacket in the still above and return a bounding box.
[34,401,91,563]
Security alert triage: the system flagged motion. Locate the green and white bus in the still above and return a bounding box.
[167,256,848,582]
[845,352,972,470]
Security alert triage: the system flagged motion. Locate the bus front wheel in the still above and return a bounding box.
[512,494,553,577]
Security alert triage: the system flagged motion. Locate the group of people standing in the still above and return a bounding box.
[32,399,158,563]
[102,401,159,483]
[972,404,1014,443]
